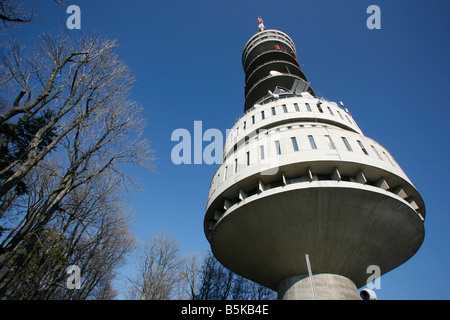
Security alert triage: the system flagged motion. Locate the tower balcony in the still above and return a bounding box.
[244,73,313,112]
[245,50,299,77]
[242,29,297,72]
[245,60,306,85]
[242,29,314,112]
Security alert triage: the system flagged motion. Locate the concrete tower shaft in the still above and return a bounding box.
[204,19,425,300]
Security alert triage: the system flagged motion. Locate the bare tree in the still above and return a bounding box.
[0,0,66,28]
[128,232,190,300]
[127,241,276,300]
[0,33,151,197]
[0,160,136,299]
[183,251,200,300]
[91,271,119,300]
[0,0,33,26]
[190,251,276,300]
[0,33,153,297]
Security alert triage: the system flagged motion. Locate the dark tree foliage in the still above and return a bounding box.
[0,107,56,195]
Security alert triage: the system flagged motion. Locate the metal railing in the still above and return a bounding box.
[242,30,297,67]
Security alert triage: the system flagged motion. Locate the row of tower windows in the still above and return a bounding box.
[213,131,398,197]
[237,101,354,138]
[265,135,359,158]
[229,122,395,164]
[228,134,395,174]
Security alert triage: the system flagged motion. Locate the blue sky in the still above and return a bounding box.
[6,0,450,299]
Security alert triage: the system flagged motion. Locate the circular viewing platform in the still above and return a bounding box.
[242,30,297,73]
[242,30,314,112]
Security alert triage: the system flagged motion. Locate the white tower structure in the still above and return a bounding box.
[203,18,425,300]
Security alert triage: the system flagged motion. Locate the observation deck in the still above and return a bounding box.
[242,30,315,112]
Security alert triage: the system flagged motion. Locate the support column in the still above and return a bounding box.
[277,273,360,300]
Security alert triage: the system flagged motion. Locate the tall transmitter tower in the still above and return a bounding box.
[203,18,425,299]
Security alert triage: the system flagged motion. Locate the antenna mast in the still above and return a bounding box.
[258,16,266,32]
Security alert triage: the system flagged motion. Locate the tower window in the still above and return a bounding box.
[283,104,288,113]
[382,151,395,166]
[327,106,334,116]
[317,104,323,113]
[306,103,312,112]
[275,140,281,155]
[308,135,317,149]
[252,115,255,124]
[291,137,299,151]
[271,107,276,115]
[336,110,343,119]
[357,140,369,155]
[294,103,300,112]
[341,137,352,151]
[325,135,335,150]
[345,115,352,124]
[260,145,265,160]
[235,158,238,172]
[246,151,250,166]
[261,110,265,120]
[371,145,383,160]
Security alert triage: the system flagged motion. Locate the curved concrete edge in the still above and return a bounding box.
[208,184,425,289]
